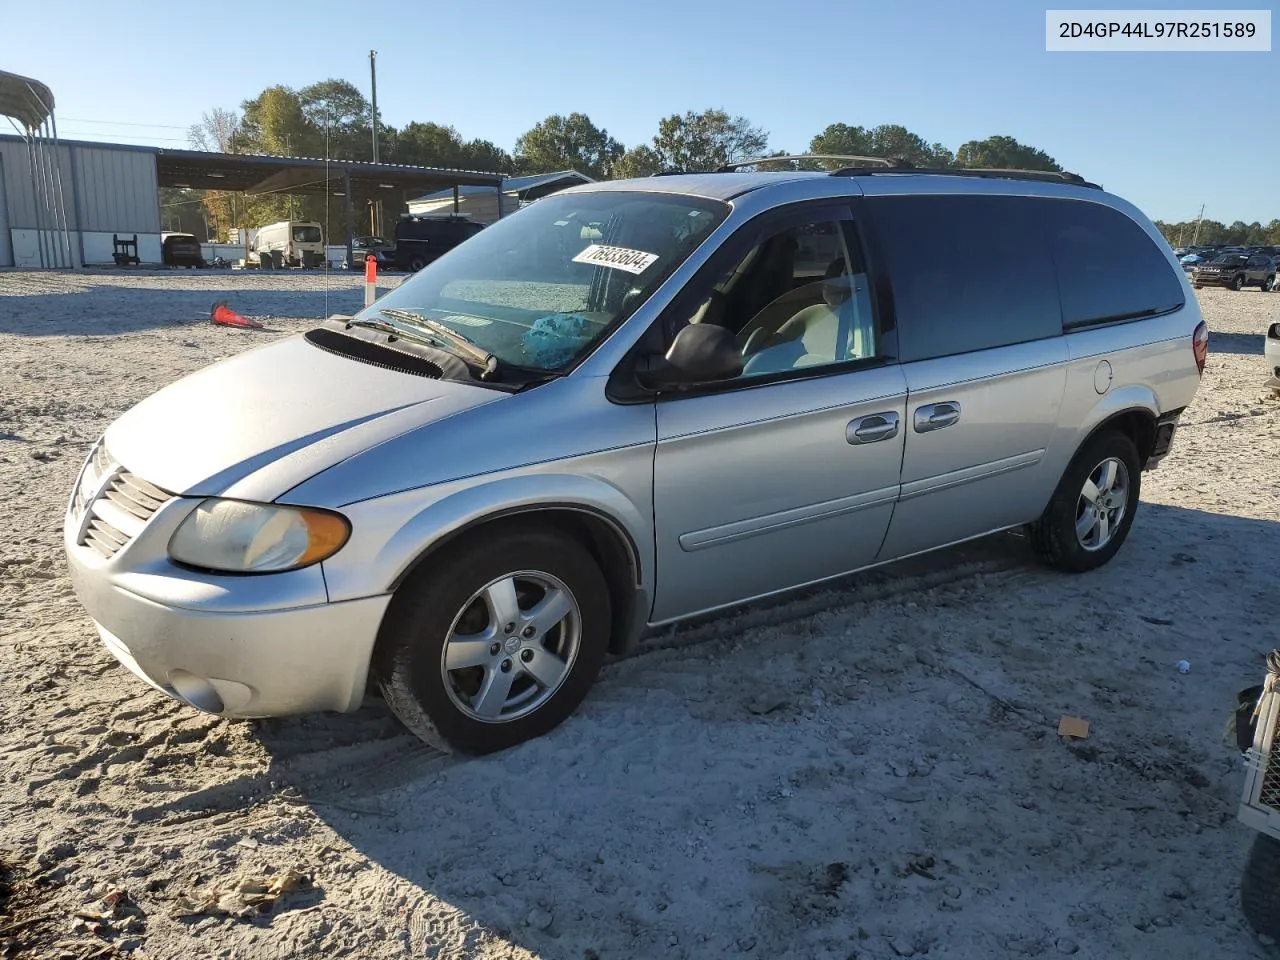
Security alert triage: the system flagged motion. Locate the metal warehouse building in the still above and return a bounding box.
[0,68,503,269]
[0,135,161,268]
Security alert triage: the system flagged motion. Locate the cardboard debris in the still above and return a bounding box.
[170,868,310,920]
[1057,715,1090,739]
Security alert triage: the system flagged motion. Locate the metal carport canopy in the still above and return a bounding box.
[152,148,503,196]
[0,69,54,130]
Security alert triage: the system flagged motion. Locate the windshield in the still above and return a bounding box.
[293,226,322,243]
[358,190,728,372]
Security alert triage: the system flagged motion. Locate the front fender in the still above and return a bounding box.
[321,468,654,608]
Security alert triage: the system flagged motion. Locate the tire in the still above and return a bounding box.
[373,525,612,754]
[1263,275,1275,293]
[409,256,426,272]
[1233,274,1245,291]
[1242,833,1280,940]
[1028,429,1141,573]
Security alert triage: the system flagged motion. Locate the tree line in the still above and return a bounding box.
[170,77,1274,248]
[169,77,1075,240]
[1152,219,1280,248]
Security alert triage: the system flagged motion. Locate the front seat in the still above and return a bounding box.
[742,258,862,375]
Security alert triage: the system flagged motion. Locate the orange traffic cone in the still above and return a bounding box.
[211,301,264,329]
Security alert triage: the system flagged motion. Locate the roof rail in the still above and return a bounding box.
[715,154,912,172]
[829,166,1101,189]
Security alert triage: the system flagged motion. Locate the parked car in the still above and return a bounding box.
[1265,322,1280,391]
[392,215,484,272]
[64,163,1206,754]
[352,236,396,269]
[160,232,205,269]
[1192,253,1276,291]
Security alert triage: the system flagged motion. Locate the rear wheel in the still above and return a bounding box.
[1263,275,1275,292]
[1242,833,1280,940]
[1029,430,1141,573]
[373,526,611,754]
[1233,273,1245,291]
[409,255,426,272]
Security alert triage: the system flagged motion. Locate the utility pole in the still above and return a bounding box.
[370,49,381,237]
[370,50,379,164]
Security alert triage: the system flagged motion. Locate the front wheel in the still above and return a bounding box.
[373,526,612,754]
[409,256,426,272]
[1028,430,1141,573]
[1263,275,1275,292]
[1233,274,1246,291]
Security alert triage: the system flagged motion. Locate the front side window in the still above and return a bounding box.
[362,191,727,372]
[661,217,879,381]
[293,226,322,243]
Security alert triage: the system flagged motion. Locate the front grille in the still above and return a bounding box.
[74,444,172,559]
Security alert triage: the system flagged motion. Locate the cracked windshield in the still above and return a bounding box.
[359,191,727,370]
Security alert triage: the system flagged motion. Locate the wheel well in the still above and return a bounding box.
[1089,409,1157,464]
[391,508,642,656]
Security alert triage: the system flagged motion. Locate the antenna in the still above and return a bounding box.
[370,50,381,237]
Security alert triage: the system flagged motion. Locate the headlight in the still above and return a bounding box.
[168,499,350,573]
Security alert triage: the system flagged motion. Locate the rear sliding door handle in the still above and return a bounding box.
[914,401,961,433]
[846,411,901,445]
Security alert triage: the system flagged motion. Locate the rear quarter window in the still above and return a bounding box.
[1041,200,1185,327]
[868,194,1062,363]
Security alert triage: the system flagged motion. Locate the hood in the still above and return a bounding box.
[104,332,500,500]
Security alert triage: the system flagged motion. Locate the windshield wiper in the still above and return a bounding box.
[378,307,500,379]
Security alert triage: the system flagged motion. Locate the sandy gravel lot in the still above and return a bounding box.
[3,269,1280,960]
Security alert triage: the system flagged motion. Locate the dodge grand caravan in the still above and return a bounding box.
[64,157,1208,754]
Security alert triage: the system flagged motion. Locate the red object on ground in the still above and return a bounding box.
[364,254,377,284]
[211,301,264,329]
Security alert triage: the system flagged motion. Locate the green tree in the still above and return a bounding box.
[459,139,517,175]
[809,123,951,167]
[299,79,373,161]
[391,121,467,168]
[954,135,1061,171]
[514,113,622,178]
[612,144,664,179]
[652,109,769,172]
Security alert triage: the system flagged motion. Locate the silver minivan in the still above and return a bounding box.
[64,159,1208,753]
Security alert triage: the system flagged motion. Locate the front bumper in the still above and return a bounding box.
[63,456,391,718]
[1192,274,1232,287]
[67,559,390,717]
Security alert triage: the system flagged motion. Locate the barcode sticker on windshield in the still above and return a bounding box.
[572,244,659,275]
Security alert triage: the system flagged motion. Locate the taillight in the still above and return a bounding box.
[1192,321,1208,376]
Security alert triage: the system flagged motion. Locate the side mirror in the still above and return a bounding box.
[635,323,744,390]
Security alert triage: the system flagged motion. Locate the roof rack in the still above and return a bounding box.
[829,166,1101,189]
[715,154,911,172]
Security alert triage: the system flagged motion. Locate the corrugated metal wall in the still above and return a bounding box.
[0,139,76,229]
[73,147,160,233]
[0,139,159,232]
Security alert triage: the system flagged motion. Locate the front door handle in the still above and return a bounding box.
[914,401,961,433]
[847,411,901,445]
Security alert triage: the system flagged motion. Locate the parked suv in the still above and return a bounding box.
[1193,253,1277,291]
[392,215,484,272]
[64,161,1206,754]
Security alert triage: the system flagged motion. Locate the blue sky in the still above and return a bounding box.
[3,0,1275,225]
